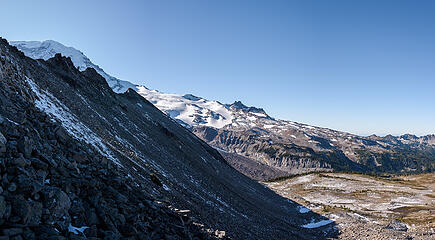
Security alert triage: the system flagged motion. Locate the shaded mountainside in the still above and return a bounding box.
[193,125,435,180]
[192,120,434,180]
[0,38,337,239]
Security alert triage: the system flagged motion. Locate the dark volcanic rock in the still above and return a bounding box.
[0,132,6,154]
[385,220,408,232]
[17,136,33,158]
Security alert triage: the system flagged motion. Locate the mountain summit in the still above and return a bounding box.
[11,40,136,93]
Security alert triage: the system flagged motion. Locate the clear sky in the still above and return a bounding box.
[1,0,434,136]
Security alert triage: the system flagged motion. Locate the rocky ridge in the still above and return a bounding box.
[11,40,136,93]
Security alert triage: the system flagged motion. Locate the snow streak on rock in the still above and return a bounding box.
[25,77,119,165]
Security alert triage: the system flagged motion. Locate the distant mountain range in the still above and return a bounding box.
[12,40,435,180]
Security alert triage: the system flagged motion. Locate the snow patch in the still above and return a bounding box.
[302,219,333,228]
[162,184,171,191]
[263,124,276,129]
[68,224,89,235]
[297,205,311,213]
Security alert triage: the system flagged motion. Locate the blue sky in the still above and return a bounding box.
[1,0,434,136]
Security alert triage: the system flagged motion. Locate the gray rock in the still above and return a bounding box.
[72,153,88,164]
[2,228,23,236]
[85,209,99,226]
[44,188,71,219]
[385,220,408,232]
[12,195,31,223]
[30,158,48,170]
[11,235,24,240]
[0,196,6,218]
[11,155,31,167]
[17,136,33,159]
[8,183,17,192]
[0,132,6,153]
[55,127,69,144]
[10,195,42,226]
[28,201,43,225]
[84,225,98,238]
[22,228,35,240]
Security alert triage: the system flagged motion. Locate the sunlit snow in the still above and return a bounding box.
[302,219,333,228]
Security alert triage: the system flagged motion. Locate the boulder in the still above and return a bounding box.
[55,127,70,144]
[11,155,31,167]
[11,195,31,224]
[30,158,49,170]
[72,153,88,164]
[385,220,408,232]
[8,182,17,192]
[0,196,6,219]
[17,136,33,158]
[42,188,71,219]
[22,228,35,240]
[27,201,43,226]
[2,228,23,236]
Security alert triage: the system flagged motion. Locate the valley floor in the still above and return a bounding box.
[265,173,435,239]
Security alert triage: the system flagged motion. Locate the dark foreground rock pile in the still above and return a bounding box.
[0,104,212,239]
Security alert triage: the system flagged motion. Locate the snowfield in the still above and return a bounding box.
[136,87,233,128]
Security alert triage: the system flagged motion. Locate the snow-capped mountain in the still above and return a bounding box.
[136,87,233,128]
[12,40,435,179]
[11,40,136,93]
[136,87,275,129]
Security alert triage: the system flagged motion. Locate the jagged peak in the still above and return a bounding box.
[227,100,267,115]
[230,100,248,109]
[122,87,145,100]
[400,134,418,140]
[45,53,81,75]
[82,67,109,86]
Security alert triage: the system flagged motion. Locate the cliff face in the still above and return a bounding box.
[0,38,335,239]
[193,123,434,180]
